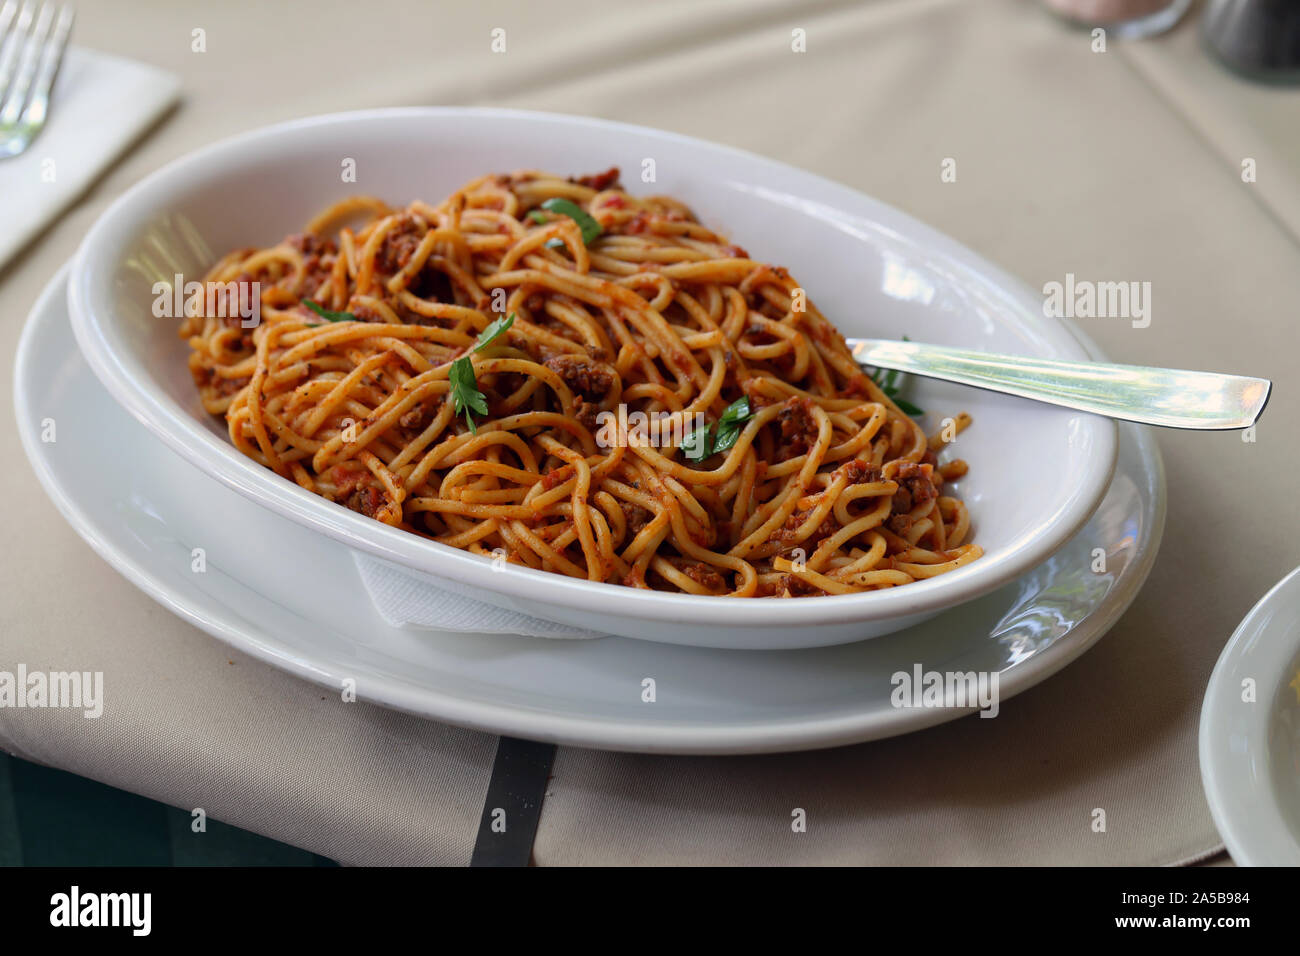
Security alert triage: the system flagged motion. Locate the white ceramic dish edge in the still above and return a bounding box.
[1199,565,1300,866]
[21,264,1160,752]
[66,107,1119,648]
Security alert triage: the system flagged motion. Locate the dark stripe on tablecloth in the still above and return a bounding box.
[470,737,556,867]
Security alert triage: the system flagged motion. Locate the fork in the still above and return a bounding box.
[846,337,1271,430]
[0,1,74,160]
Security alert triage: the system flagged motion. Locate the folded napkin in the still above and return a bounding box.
[0,46,179,271]
[352,552,606,638]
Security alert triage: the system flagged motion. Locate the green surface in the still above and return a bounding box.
[0,752,336,866]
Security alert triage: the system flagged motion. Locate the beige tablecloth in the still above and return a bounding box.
[3,0,1296,865]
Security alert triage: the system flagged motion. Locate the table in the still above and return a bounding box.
[3,0,1296,865]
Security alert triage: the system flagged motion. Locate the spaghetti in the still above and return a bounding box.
[180,168,981,596]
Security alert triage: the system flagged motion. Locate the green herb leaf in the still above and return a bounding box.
[303,299,356,322]
[868,336,924,418]
[718,396,751,426]
[682,425,712,462]
[710,422,744,457]
[540,197,603,245]
[447,313,516,433]
[449,356,489,434]
[527,210,547,224]
[474,312,515,350]
[684,397,754,463]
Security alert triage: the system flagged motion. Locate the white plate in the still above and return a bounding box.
[67,107,1118,649]
[20,264,1161,753]
[1200,566,1300,865]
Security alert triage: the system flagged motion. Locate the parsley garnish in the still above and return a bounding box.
[870,335,924,417]
[302,299,356,323]
[449,357,489,433]
[473,312,515,350]
[536,197,603,250]
[684,397,753,463]
[449,313,516,433]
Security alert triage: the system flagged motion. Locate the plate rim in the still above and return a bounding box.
[65,105,1120,636]
[1199,564,1300,865]
[20,262,1164,753]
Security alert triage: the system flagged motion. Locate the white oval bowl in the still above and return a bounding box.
[68,107,1117,650]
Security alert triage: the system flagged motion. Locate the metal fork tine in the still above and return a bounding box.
[19,3,71,128]
[0,0,51,124]
[0,1,33,97]
[0,2,19,42]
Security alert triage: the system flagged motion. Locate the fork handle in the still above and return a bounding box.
[846,338,1271,430]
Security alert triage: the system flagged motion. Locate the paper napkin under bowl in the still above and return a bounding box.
[352,552,606,639]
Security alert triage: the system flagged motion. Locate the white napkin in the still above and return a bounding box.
[0,46,180,271]
[352,552,606,639]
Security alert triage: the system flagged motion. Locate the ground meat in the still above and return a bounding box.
[327,464,387,519]
[839,459,883,485]
[574,401,602,431]
[286,233,338,299]
[346,485,387,519]
[774,396,818,461]
[376,215,426,275]
[739,378,773,410]
[569,167,621,191]
[815,514,840,539]
[774,508,839,547]
[349,301,386,323]
[681,562,726,592]
[717,349,740,388]
[544,354,616,402]
[398,397,442,431]
[891,461,936,514]
[624,504,653,538]
[329,464,365,497]
[772,509,807,544]
[892,486,911,514]
[407,263,454,303]
[194,366,248,397]
[777,573,821,598]
[887,514,913,537]
[286,232,335,258]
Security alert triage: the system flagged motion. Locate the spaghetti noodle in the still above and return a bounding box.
[180,169,981,596]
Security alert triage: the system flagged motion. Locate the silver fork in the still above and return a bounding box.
[0,1,74,160]
[846,337,1271,430]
